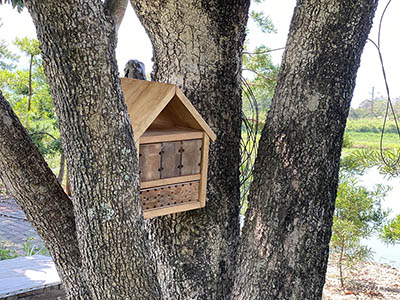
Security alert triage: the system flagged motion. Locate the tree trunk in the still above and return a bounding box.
[17,1,160,299]
[58,150,65,184]
[131,1,249,299]
[233,1,378,299]
[0,90,90,298]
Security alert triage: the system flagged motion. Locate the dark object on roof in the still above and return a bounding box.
[124,59,146,80]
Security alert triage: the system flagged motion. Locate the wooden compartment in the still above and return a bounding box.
[141,181,200,210]
[139,138,203,182]
[121,78,216,218]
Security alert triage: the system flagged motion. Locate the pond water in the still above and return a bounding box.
[358,167,400,269]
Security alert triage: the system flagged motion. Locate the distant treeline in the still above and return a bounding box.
[350,98,400,119]
[346,118,400,134]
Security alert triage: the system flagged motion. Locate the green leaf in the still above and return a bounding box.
[0,0,24,12]
[380,215,400,245]
[249,11,276,34]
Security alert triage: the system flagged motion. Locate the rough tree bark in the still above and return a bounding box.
[0,90,90,298]
[131,1,250,299]
[0,0,161,299]
[233,1,378,299]
[104,0,128,31]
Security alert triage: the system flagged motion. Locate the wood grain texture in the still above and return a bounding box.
[121,78,216,142]
[140,174,201,189]
[161,141,181,178]
[139,128,203,144]
[121,78,175,142]
[139,143,161,181]
[181,139,202,176]
[143,201,202,219]
[175,89,216,141]
[199,134,210,207]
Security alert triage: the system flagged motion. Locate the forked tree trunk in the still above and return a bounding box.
[17,1,160,299]
[131,1,249,299]
[233,1,378,299]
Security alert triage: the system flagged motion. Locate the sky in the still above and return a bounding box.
[0,1,399,108]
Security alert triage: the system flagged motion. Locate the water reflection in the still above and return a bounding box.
[358,167,400,268]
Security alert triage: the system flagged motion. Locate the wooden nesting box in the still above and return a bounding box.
[121,78,216,219]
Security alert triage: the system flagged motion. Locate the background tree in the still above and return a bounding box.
[341,148,400,246]
[331,175,389,288]
[0,20,18,70]
[349,98,400,119]
[0,37,63,179]
[381,215,400,244]
[242,9,279,121]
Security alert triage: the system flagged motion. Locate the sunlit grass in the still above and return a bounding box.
[346,132,400,149]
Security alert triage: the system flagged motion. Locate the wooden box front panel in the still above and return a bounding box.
[181,139,202,176]
[161,141,181,178]
[141,181,200,210]
[139,143,161,181]
[139,139,203,185]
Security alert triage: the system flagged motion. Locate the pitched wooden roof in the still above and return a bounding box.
[120,78,216,143]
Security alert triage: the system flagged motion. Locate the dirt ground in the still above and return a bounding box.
[323,257,400,299]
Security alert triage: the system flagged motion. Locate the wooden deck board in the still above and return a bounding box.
[0,255,61,298]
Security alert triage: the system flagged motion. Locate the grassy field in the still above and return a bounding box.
[346,131,400,149]
[343,118,400,155]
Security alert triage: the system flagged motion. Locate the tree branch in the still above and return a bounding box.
[242,68,275,82]
[0,89,87,295]
[243,47,285,55]
[30,130,57,140]
[27,53,33,111]
[104,0,128,31]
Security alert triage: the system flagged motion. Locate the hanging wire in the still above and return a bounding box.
[240,76,259,209]
[368,0,400,169]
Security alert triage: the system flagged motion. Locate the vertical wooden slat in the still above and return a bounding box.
[198,133,210,207]
[139,143,161,181]
[161,141,181,178]
[181,139,202,176]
